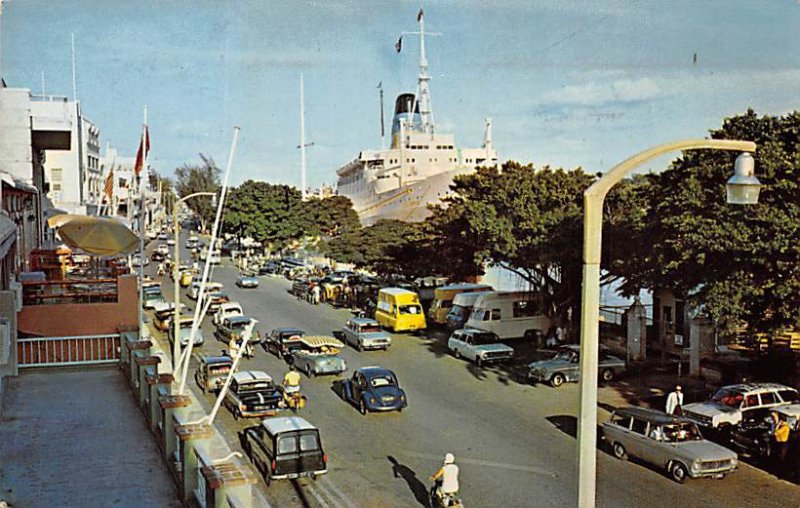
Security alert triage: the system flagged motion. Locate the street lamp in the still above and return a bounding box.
[577,139,760,508]
[171,191,216,373]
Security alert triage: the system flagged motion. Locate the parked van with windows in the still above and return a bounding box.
[375,288,427,333]
[446,291,492,330]
[428,283,493,326]
[464,291,550,341]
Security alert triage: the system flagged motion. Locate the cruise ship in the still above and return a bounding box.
[335,10,499,226]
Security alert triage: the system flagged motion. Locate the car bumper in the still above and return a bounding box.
[689,465,737,478]
[362,342,391,350]
[478,355,513,364]
[240,407,282,418]
[313,365,347,375]
[367,400,407,412]
[271,468,327,480]
[527,371,549,382]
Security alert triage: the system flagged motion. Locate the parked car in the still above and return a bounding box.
[224,370,283,419]
[290,336,347,378]
[264,328,306,361]
[157,232,169,241]
[241,416,327,484]
[215,316,261,345]
[153,305,187,331]
[150,250,166,262]
[130,254,149,267]
[447,328,514,366]
[166,238,176,246]
[728,405,800,460]
[683,383,800,429]
[187,281,223,300]
[339,366,407,415]
[341,318,392,351]
[603,407,738,483]
[156,244,170,256]
[200,291,230,314]
[194,353,233,393]
[527,345,626,387]
[259,262,281,275]
[236,273,259,288]
[212,302,244,327]
[142,286,166,310]
[168,316,205,347]
[375,288,427,333]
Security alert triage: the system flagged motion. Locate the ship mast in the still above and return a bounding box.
[406,9,439,136]
[298,74,314,200]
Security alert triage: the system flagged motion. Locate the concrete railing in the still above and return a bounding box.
[119,329,269,508]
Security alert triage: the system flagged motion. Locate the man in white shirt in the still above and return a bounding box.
[431,453,459,502]
[666,385,684,415]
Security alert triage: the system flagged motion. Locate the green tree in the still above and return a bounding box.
[617,109,800,334]
[324,219,414,274]
[222,180,305,251]
[300,195,360,239]
[175,154,220,232]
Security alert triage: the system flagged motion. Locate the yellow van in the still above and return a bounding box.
[375,288,427,333]
[179,269,195,287]
[428,283,493,325]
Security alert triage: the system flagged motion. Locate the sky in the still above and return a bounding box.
[2,0,800,189]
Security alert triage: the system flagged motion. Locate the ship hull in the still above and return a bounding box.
[350,166,475,226]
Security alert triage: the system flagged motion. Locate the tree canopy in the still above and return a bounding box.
[175,154,220,231]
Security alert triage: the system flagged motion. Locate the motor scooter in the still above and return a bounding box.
[429,484,463,508]
[280,386,307,412]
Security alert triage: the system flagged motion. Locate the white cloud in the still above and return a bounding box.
[542,77,662,107]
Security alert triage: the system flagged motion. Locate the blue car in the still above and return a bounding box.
[341,367,407,415]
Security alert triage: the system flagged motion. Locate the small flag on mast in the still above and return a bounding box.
[417,8,424,22]
[134,126,150,177]
[395,36,402,53]
[103,165,114,200]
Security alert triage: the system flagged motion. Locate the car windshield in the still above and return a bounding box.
[471,333,497,345]
[449,305,467,318]
[230,321,248,331]
[370,375,396,387]
[399,304,422,315]
[711,388,744,408]
[554,350,577,362]
[360,325,382,333]
[661,422,703,442]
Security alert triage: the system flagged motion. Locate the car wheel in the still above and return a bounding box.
[453,349,461,359]
[670,462,688,483]
[359,398,368,415]
[550,373,565,387]
[357,343,364,352]
[612,442,628,461]
[233,408,241,420]
[601,368,615,382]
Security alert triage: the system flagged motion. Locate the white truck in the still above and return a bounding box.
[464,291,550,341]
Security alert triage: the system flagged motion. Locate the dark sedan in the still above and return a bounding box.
[340,367,407,415]
[264,327,306,361]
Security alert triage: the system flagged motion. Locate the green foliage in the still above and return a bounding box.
[300,195,360,238]
[222,180,305,250]
[175,154,220,231]
[617,109,800,333]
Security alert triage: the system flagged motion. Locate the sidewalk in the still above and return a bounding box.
[600,361,713,413]
[0,367,181,508]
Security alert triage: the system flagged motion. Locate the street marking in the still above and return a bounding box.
[320,475,360,508]
[403,451,557,477]
[305,479,336,508]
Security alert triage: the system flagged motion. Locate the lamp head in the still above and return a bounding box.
[726,152,761,205]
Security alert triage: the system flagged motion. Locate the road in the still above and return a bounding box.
[145,239,799,507]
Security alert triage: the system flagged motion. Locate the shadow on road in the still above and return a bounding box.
[545,415,606,449]
[387,455,429,507]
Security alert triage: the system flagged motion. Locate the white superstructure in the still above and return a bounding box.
[335,10,499,225]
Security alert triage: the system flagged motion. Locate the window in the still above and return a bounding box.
[51,183,62,192]
[51,168,63,181]
[277,435,298,454]
[513,299,542,318]
[490,309,501,321]
[611,414,631,429]
[779,390,800,403]
[299,432,320,452]
[759,392,777,405]
[744,394,759,408]
[631,418,648,436]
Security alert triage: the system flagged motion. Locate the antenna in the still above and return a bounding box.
[71,33,78,101]
[378,82,386,150]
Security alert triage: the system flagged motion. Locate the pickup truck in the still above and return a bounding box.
[224,370,284,419]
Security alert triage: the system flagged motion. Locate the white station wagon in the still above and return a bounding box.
[447,328,514,367]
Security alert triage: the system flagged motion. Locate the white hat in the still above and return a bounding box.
[444,453,455,464]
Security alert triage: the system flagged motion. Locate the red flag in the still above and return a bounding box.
[103,166,114,200]
[417,8,424,22]
[134,126,150,177]
[395,36,402,53]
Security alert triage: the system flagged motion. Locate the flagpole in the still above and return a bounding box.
[138,106,147,340]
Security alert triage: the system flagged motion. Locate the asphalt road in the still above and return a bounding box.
[144,239,799,508]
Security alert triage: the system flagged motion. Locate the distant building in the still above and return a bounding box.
[40,100,101,215]
[99,144,135,216]
[0,82,72,274]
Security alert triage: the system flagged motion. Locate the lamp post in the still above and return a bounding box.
[577,139,760,508]
[171,191,216,373]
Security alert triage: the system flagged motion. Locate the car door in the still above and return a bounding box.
[275,433,301,476]
[349,372,362,402]
[641,424,670,466]
[624,417,649,460]
[566,353,580,382]
[464,335,478,361]
[451,332,465,356]
[344,321,355,347]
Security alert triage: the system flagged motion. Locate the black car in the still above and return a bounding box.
[339,366,407,415]
[264,328,306,361]
[150,251,166,262]
[241,416,327,484]
[259,262,281,275]
[728,407,800,461]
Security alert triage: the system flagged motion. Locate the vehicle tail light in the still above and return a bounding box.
[323,453,328,464]
[271,459,277,471]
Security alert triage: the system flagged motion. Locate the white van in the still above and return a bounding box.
[464,291,550,340]
[446,291,492,330]
[188,281,223,300]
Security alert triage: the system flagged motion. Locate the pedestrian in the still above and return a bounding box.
[773,412,791,473]
[555,325,565,344]
[157,262,165,277]
[312,284,321,305]
[666,385,684,415]
[228,336,239,360]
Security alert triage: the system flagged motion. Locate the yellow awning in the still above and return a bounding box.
[47,214,139,257]
[298,336,345,349]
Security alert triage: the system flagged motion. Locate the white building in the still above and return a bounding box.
[40,100,101,215]
[99,144,135,216]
